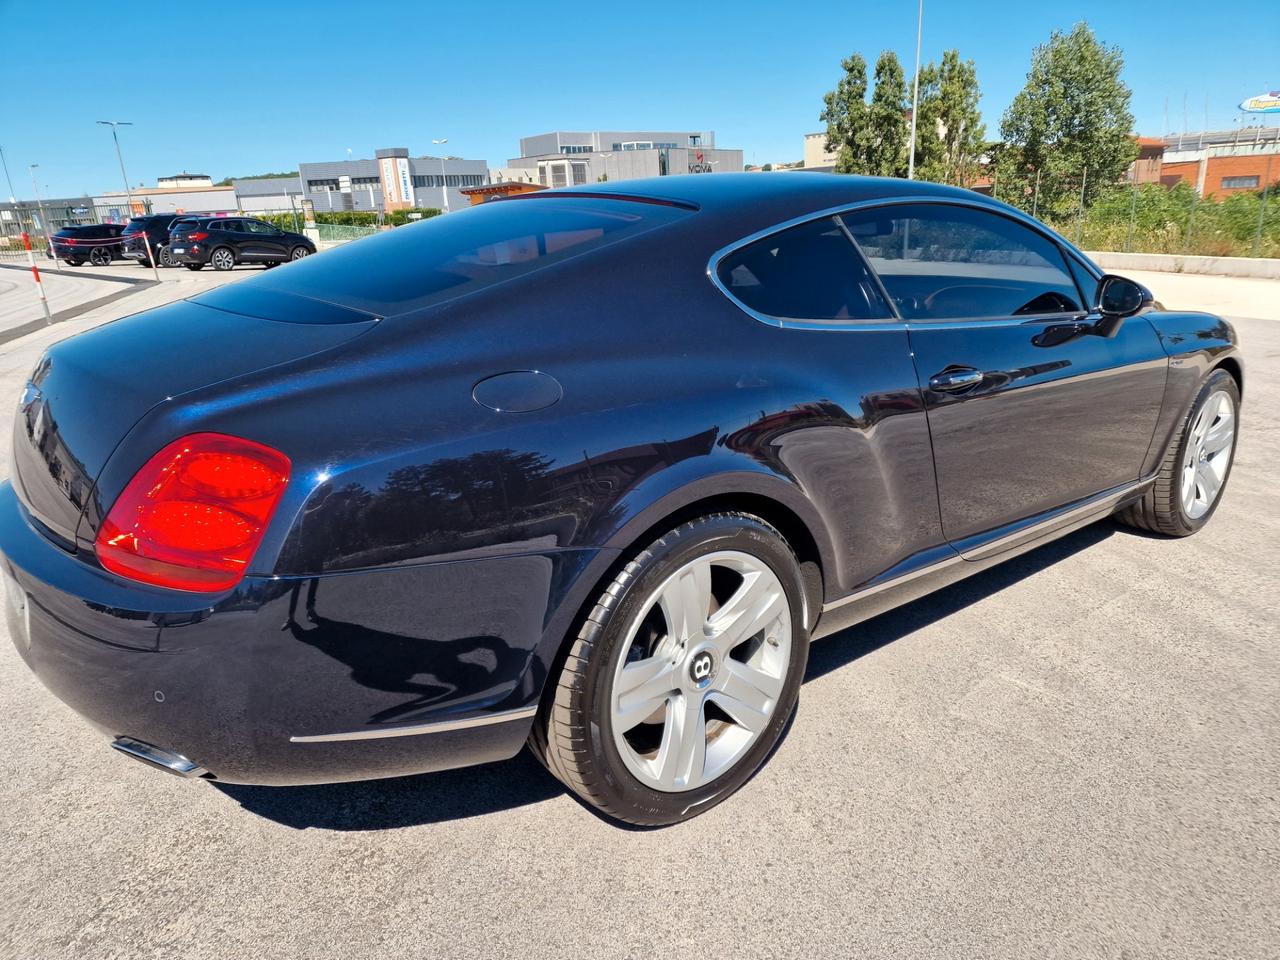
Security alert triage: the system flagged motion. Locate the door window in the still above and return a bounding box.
[841,204,1083,321]
[715,216,891,324]
[243,219,278,235]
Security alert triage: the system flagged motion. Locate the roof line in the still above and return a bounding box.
[502,190,700,211]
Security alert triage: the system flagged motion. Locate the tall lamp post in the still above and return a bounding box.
[433,138,450,212]
[0,144,17,204]
[906,0,923,180]
[96,120,136,218]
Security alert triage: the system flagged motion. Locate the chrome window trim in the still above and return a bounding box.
[707,195,1094,331]
[289,705,537,743]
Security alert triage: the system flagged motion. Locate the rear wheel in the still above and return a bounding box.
[533,513,809,826]
[1117,368,1240,536]
[210,247,235,271]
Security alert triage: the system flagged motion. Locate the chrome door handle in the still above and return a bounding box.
[928,367,985,392]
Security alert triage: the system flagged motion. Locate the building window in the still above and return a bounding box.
[538,167,547,186]
[621,141,652,151]
[689,135,702,147]
[307,178,340,192]
[1221,175,1260,189]
[611,142,622,151]
[351,176,379,187]
[571,162,588,185]
[559,145,592,154]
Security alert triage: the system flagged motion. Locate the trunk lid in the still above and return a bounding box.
[11,292,377,548]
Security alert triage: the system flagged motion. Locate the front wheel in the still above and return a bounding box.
[1117,368,1240,536]
[533,513,809,826]
[159,245,177,268]
[290,245,310,261]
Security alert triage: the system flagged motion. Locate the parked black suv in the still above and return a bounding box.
[168,217,315,271]
[49,224,127,266]
[121,214,181,268]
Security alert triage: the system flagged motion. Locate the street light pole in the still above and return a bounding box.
[96,120,136,218]
[0,144,18,203]
[907,0,923,179]
[433,138,450,212]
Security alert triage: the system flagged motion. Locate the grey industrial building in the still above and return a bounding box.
[296,148,487,213]
[509,130,743,185]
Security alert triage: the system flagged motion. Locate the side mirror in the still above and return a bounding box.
[1095,274,1153,318]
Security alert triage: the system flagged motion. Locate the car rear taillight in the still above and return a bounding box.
[64,238,77,245]
[95,433,291,592]
[186,231,208,242]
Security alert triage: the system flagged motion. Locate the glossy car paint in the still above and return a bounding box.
[0,174,1242,786]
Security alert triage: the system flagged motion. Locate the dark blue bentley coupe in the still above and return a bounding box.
[1,174,1241,825]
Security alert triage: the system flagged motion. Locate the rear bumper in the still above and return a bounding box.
[0,481,574,785]
[166,246,208,264]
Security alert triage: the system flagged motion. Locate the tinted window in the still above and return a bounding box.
[241,197,691,317]
[244,219,277,235]
[716,216,890,324]
[842,204,1082,320]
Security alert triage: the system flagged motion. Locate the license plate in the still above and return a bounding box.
[172,247,185,254]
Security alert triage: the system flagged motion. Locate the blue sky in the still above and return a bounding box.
[0,0,1273,198]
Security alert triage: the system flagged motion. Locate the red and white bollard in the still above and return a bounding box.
[21,232,53,323]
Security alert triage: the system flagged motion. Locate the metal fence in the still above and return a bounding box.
[988,164,1277,259]
[0,200,153,263]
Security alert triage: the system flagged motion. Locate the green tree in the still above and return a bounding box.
[996,23,1137,217]
[913,49,985,187]
[865,51,909,177]
[820,53,870,174]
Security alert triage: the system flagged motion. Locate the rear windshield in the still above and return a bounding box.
[236,197,691,317]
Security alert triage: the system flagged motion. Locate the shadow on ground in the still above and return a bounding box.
[215,521,1119,831]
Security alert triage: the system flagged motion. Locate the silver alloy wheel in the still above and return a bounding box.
[291,246,309,260]
[609,550,792,793]
[212,248,235,270]
[1181,389,1235,520]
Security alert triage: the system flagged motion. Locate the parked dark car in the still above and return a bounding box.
[48,223,126,266]
[121,214,181,268]
[168,216,314,271]
[0,175,1242,826]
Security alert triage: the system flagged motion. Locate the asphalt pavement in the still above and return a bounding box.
[0,268,1275,959]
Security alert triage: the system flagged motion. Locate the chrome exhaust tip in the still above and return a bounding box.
[111,736,210,779]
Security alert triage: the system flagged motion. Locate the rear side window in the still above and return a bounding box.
[716,216,891,324]
[842,203,1082,320]
[247,197,692,317]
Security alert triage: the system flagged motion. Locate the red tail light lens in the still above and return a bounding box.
[95,433,291,592]
[186,231,208,242]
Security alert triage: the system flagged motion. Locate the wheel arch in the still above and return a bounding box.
[1213,354,1244,397]
[531,470,833,713]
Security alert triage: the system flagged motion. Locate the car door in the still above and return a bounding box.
[242,219,288,261]
[841,201,1167,553]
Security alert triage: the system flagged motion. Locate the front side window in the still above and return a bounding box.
[244,219,276,235]
[841,203,1083,320]
[716,216,891,324]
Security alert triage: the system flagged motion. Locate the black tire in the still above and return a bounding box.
[289,245,310,261]
[185,263,204,271]
[533,512,810,826]
[89,247,110,266]
[1117,368,1240,537]
[210,247,235,271]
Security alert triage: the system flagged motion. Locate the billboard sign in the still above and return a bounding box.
[379,157,411,209]
[396,157,413,207]
[1239,91,1280,114]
